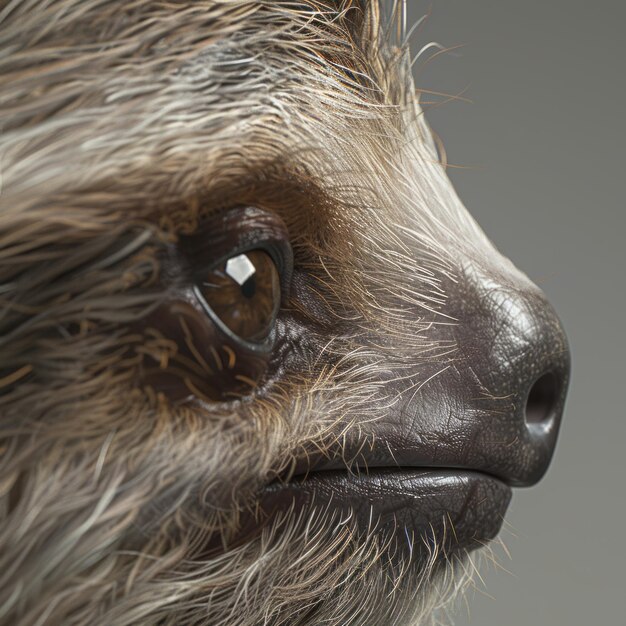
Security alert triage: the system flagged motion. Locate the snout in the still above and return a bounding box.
[258,247,571,556]
[332,252,573,489]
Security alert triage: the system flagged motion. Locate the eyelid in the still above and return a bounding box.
[179,206,293,300]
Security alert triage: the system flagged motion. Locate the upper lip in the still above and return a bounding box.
[272,438,511,487]
[274,463,508,486]
[270,367,565,487]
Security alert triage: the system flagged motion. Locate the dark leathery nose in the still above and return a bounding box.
[444,259,571,486]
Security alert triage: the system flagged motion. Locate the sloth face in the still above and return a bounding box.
[0,2,570,625]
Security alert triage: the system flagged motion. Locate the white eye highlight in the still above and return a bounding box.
[225,253,256,286]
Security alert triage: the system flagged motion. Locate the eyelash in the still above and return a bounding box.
[178,206,293,293]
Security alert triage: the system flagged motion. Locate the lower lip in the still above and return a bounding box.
[257,469,512,555]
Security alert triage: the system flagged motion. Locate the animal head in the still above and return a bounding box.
[0,1,570,624]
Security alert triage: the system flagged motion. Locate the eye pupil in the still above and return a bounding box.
[198,250,281,343]
[240,277,256,299]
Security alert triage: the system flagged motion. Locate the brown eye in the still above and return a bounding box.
[197,250,281,343]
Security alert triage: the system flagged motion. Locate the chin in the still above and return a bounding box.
[0,1,570,624]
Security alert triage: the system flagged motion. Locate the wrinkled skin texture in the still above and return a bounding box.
[0,2,570,625]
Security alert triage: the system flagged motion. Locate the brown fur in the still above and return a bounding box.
[0,2,508,624]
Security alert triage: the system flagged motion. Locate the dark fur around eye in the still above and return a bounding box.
[138,207,293,402]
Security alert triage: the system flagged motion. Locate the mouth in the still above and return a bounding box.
[257,467,512,557]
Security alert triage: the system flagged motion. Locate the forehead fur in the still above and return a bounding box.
[1,0,487,247]
[3,2,390,202]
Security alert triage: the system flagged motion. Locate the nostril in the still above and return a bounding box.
[525,372,559,425]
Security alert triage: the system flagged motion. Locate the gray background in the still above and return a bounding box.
[407,1,625,624]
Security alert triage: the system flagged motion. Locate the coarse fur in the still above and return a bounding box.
[0,1,518,624]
